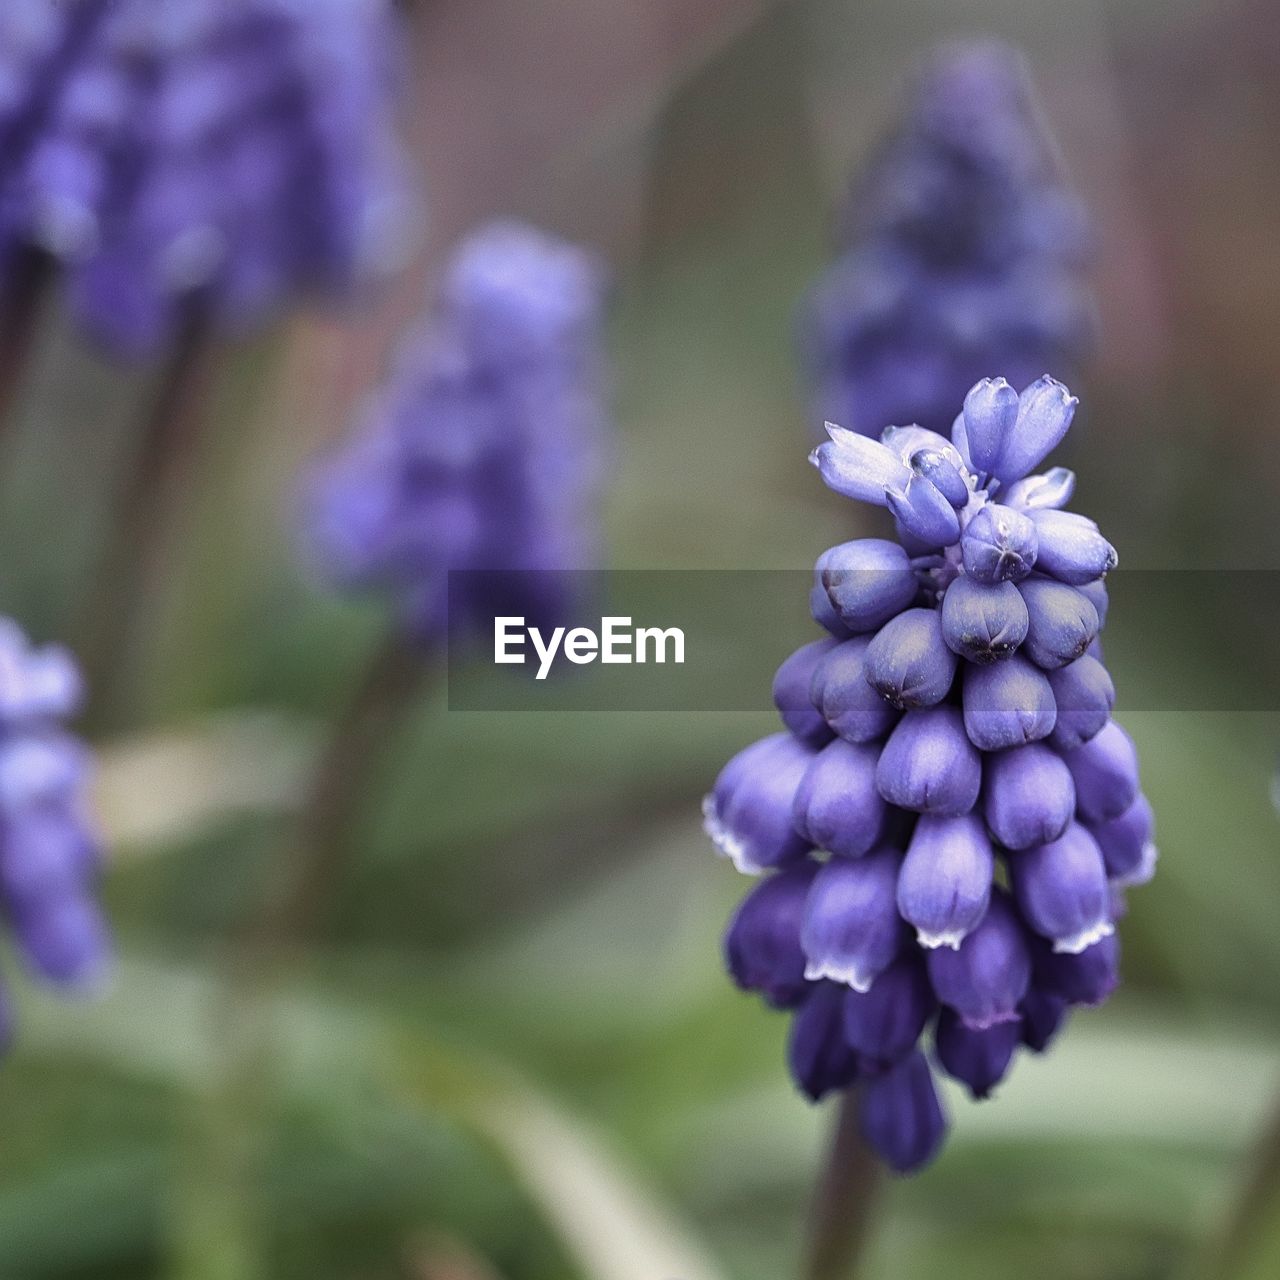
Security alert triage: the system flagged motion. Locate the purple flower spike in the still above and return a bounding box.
[927,891,1030,1029]
[704,734,816,874]
[793,739,888,858]
[1033,933,1120,1006]
[1010,823,1113,953]
[1065,721,1140,823]
[788,981,863,1101]
[801,849,905,992]
[1019,988,1069,1052]
[1028,510,1118,585]
[864,608,958,710]
[876,707,981,816]
[809,638,901,744]
[897,813,994,949]
[843,953,936,1071]
[941,574,1029,664]
[982,743,1075,851]
[859,1050,947,1175]
[962,655,1056,751]
[960,504,1038,584]
[818,539,920,632]
[935,1008,1020,1099]
[1019,578,1100,670]
[1047,654,1115,751]
[773,639,838,746]
[724,862,818,1009]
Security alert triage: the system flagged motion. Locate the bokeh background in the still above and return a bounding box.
[1,0,1278,1277]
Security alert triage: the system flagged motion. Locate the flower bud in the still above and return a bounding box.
[703,734,815,874]
[843,953,936,1071]
[772,639,837,745]
[819,539,919,632]
[910,448,970,507]
[940,574,1028,664]
[961,377,1019,476]
[811,424,911,504]
[935,1008,1020,1099]
[962,655,1056,751]
[13,894,111,989]
[1047,654,1114,751]
[724,862,818,1009]
[788,981,861,1101]
[1001,466,1076,512]
[801,848,905,992]
[1032,932,1119,1006]
[1010,823,1113,953]
[1019,989,1068,1052]
[1088,793,1155,884]
[926,891,1030,1029]
[1018,577,1099,669]
[1077,577,1109,629]
[897,813,993,948]
[810,637,900,744]
[859,1050,947,1174]
[875,707,981,816]
[983,744,1075,850]
[960,503,1038,583]
[794,740,887,857]
[992,375,1077,483]
[811,547,853,638]
[864,608,957,710]
[1027,509,1118,585]
[885,477,962,547]
[1065,721,1140,823]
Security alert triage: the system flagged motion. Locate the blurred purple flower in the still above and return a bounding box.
[0,0,411,356]
[706,376,1153,1173]
[0,618,109,1040]
[303,220,611,646]
[799,40,1094,437]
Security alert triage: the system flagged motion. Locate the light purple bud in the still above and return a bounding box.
[864,608,958,710]
[962,655,1056,751]
[13,894,111,989]
[810,424,911,504]
[773,639,838,745]
[1019,577,1100,670]
[941,574,1029,664]
[724,862,818,1009]
[1027,510,1118,585]
[1077,578,1110,629]
[801,848,905,992]
[983,744,1075,851]
[859,1050,947,1174]
[809,637,900,744]
[0,810,100,909]
[788,981,862,1101]
[961,377,1019,476]
[793,740,888,858]
[1089,793,1156,884]
[960,503,1038,584]
[935,1008,1020,1100]
[1019,989,1069,1052]
[818,538,919,632]
[876,707,981,816]
[1047,654,1115,751]
[1010,822,1113,953]
[897,813,994,949]
[843,953,936,1071]
[811,547,854,638]
[926,891,1030,1030]
[885,476,962,547]
[703,734,815,874]
[910,448,970,508]
[0,732,90,809]
[1032,932,1120,1006]
[1002,467,1076,512]
[992,376,1077,483]
[1065,721,1140,823]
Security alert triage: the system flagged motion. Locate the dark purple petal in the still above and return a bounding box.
[864,608,958,710]
[1088,793,1156,885]
[876,707,981,816]
[935,1007,1020,1099]
[859,1050,947,1174]
[773,639,838,746]
[794,739,888,858]
[926,890,1030,1029]
[1032,932,1120,1006]
[1010,823,1113,953]
[810,637,900,744]
[788,980,862,1101]
[897,813,993,949]
[724,862,819,1009]
[1019,577,1099,670]
[1047,654,1115,751]
[962,654,1056,751]
[982,743,1075,851]
[843,952,936,1070]
[1065,721,1140,823]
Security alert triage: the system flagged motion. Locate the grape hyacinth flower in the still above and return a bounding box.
[705,375,1155,1173]
[800,41,1093,438]
[0,619,109,1049]
[305,220,611,648]
[0,0,409,356]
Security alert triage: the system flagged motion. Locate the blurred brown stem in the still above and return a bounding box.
[805,1089,882,1280]
[0,245,55,431]
[77,298,219,727]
